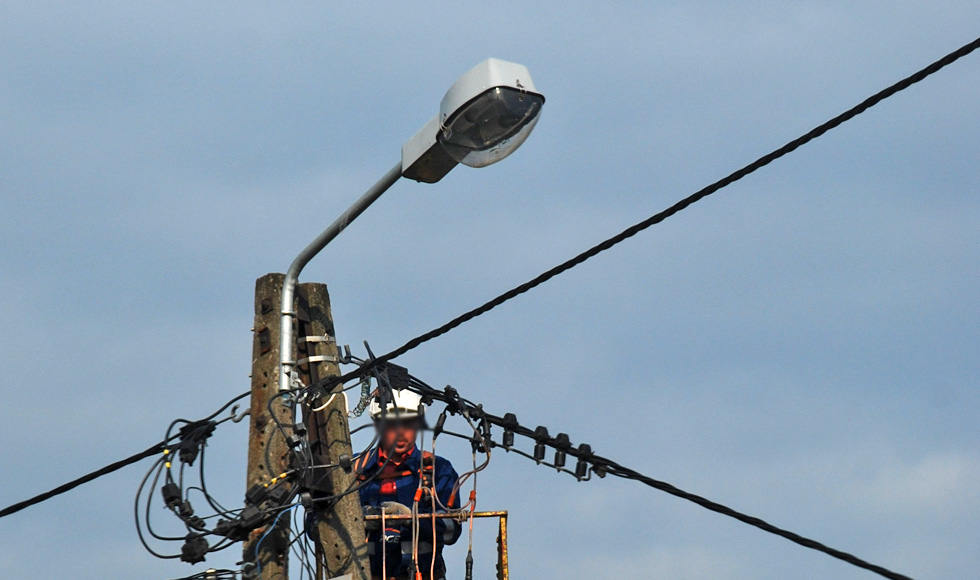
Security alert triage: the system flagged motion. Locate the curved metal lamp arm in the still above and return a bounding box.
[279,162,403,392]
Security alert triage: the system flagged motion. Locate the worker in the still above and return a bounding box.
[354,388,462,580]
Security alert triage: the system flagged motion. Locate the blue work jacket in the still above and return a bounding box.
[355,446,462,579]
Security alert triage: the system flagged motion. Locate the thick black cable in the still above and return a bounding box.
[0,390,249,520]
[0,439,171,520]
[402,378,916,580]
[598,460,913,580]
[319,34,980,390]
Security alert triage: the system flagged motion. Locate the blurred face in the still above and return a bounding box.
[380,419,420,457]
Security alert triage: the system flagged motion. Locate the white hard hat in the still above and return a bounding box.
[369,389,426,421]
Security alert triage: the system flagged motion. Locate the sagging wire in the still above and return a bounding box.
[134,395,274,565]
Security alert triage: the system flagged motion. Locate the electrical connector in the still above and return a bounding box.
[238,505,268,532]
[533,426,549,461]
[501,413,518,448]
[161,482,182,509]
[553,433,571,468]
[213,518,244,541]
[433,412,447,438]
[176,420,217,466]
[339,454,352,472]
[186,515,207,531]
[267,483,292,507]
[533,442,546,461]
[575,444,593,478]
[180,533,209,564]
[245,483,269,507]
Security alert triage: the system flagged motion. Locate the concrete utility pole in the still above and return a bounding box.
[244,274,369,580]
[244,273,293,579]
[294,282,370,580]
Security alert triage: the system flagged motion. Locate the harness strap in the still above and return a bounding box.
[354,450,437,485]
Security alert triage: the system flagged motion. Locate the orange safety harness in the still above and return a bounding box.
[356,450,436,489]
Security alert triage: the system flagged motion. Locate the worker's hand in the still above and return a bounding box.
[380,501,412,517]
[362,505,381,531]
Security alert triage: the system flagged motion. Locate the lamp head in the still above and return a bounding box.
[437,58,545,168]
[402,58,545,183]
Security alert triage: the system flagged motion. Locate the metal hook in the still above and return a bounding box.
[230,404,250,423]
[339,344,353,365]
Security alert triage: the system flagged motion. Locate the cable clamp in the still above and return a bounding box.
[298,335,332,345]
[296,355,339,365]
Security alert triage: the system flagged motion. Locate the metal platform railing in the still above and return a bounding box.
[364,511,509,580]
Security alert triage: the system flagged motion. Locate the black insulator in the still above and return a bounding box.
[465,549,474,580]
[533,442,546,461]
[548,433,570,469]
[502,430,515,448]
[575,458,589,478]
[533,426,551,461]
[554,449,566,468]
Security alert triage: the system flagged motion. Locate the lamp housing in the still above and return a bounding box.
[402,58,544,183]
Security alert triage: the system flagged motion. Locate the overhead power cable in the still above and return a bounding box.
[0,391,249,521]
[598,460,913,580]
[0,440,170,520]
[316,34,980,391]
[401,375,916,580]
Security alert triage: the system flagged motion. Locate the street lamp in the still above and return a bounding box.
[279,58,545,392]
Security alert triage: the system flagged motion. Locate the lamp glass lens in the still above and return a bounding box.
[438,87,544,168]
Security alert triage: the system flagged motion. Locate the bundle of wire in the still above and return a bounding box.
[136,350,493,580]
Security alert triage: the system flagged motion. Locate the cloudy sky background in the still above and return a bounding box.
[1,2,978,579]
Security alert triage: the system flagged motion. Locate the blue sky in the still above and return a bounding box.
[1,2,978,579]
